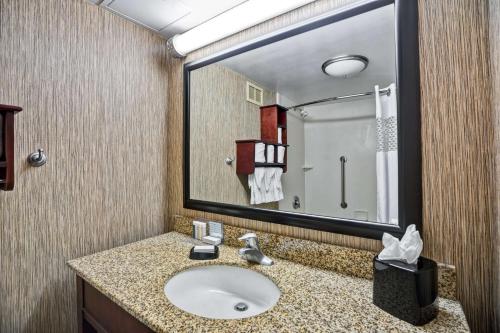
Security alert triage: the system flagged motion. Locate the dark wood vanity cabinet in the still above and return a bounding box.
[76,276,153,333]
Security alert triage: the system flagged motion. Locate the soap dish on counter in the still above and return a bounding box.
[189,246,219,260]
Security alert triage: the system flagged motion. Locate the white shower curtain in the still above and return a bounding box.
[375,83,398,225]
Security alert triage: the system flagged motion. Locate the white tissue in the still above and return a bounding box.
[278,128,283,144]
[378,224,423,264]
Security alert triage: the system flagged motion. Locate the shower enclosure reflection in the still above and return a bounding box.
[188,2,400,224]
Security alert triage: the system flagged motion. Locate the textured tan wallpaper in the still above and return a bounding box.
[490,0,500,330]
[419,1,495,331]
[167,0,497,331]
[189,64,275,207]
[0,0,169,332]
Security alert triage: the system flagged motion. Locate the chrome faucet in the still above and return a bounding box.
[238,233,273,266]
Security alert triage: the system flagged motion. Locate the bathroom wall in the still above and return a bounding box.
[490,0,500,330]
[167,0,496,331]
[419,1,495,331]
[277,94,306,213]
[303,100,377,221]
[280,113,306,212]
[189,64,276,208]
[0,0,169,332]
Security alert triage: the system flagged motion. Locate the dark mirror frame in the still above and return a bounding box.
[183,0,420,240]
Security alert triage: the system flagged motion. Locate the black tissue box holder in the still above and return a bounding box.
[373,256,438,326]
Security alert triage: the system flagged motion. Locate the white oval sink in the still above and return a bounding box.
[164,265,281,319]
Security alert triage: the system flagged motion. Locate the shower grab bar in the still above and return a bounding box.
[340,156,347,209]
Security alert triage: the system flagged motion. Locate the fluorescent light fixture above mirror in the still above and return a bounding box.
[168,0,315,57]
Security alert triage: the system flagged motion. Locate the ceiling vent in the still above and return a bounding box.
[91,0,191,33]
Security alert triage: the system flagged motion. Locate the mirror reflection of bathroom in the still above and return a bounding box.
[189,3,398,224]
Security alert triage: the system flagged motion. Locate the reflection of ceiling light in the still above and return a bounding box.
[168,0,315,57]
[321,55,369,78]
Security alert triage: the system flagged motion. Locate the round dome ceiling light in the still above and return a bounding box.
[321,55,369,78]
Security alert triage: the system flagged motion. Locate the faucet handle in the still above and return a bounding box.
[238,233,260,249]
[238,233,257,241]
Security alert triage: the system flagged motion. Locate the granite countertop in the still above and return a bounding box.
[68,232,469,333]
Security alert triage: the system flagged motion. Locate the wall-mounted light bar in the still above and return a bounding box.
[168,0,315,57]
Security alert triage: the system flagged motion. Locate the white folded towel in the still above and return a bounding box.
[264,168,274,193]
[249,167,283,204]
[278,128,283,144]
[273,168,284,201]
[266,145,275,163]
[248,167,265,204]
[255,143,265,163]
[277,146,285,163]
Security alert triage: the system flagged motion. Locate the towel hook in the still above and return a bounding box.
[225,156,234,165]
[27,148,47,167]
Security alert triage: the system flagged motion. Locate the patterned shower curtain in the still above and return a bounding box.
[375,83,398,225]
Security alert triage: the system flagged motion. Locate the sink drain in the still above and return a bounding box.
[234,302,248,312]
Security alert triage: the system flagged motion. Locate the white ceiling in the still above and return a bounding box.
[97,0,247,38]
[217,4,396,106]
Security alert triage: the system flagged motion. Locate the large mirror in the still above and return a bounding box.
[184,0,421,239]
